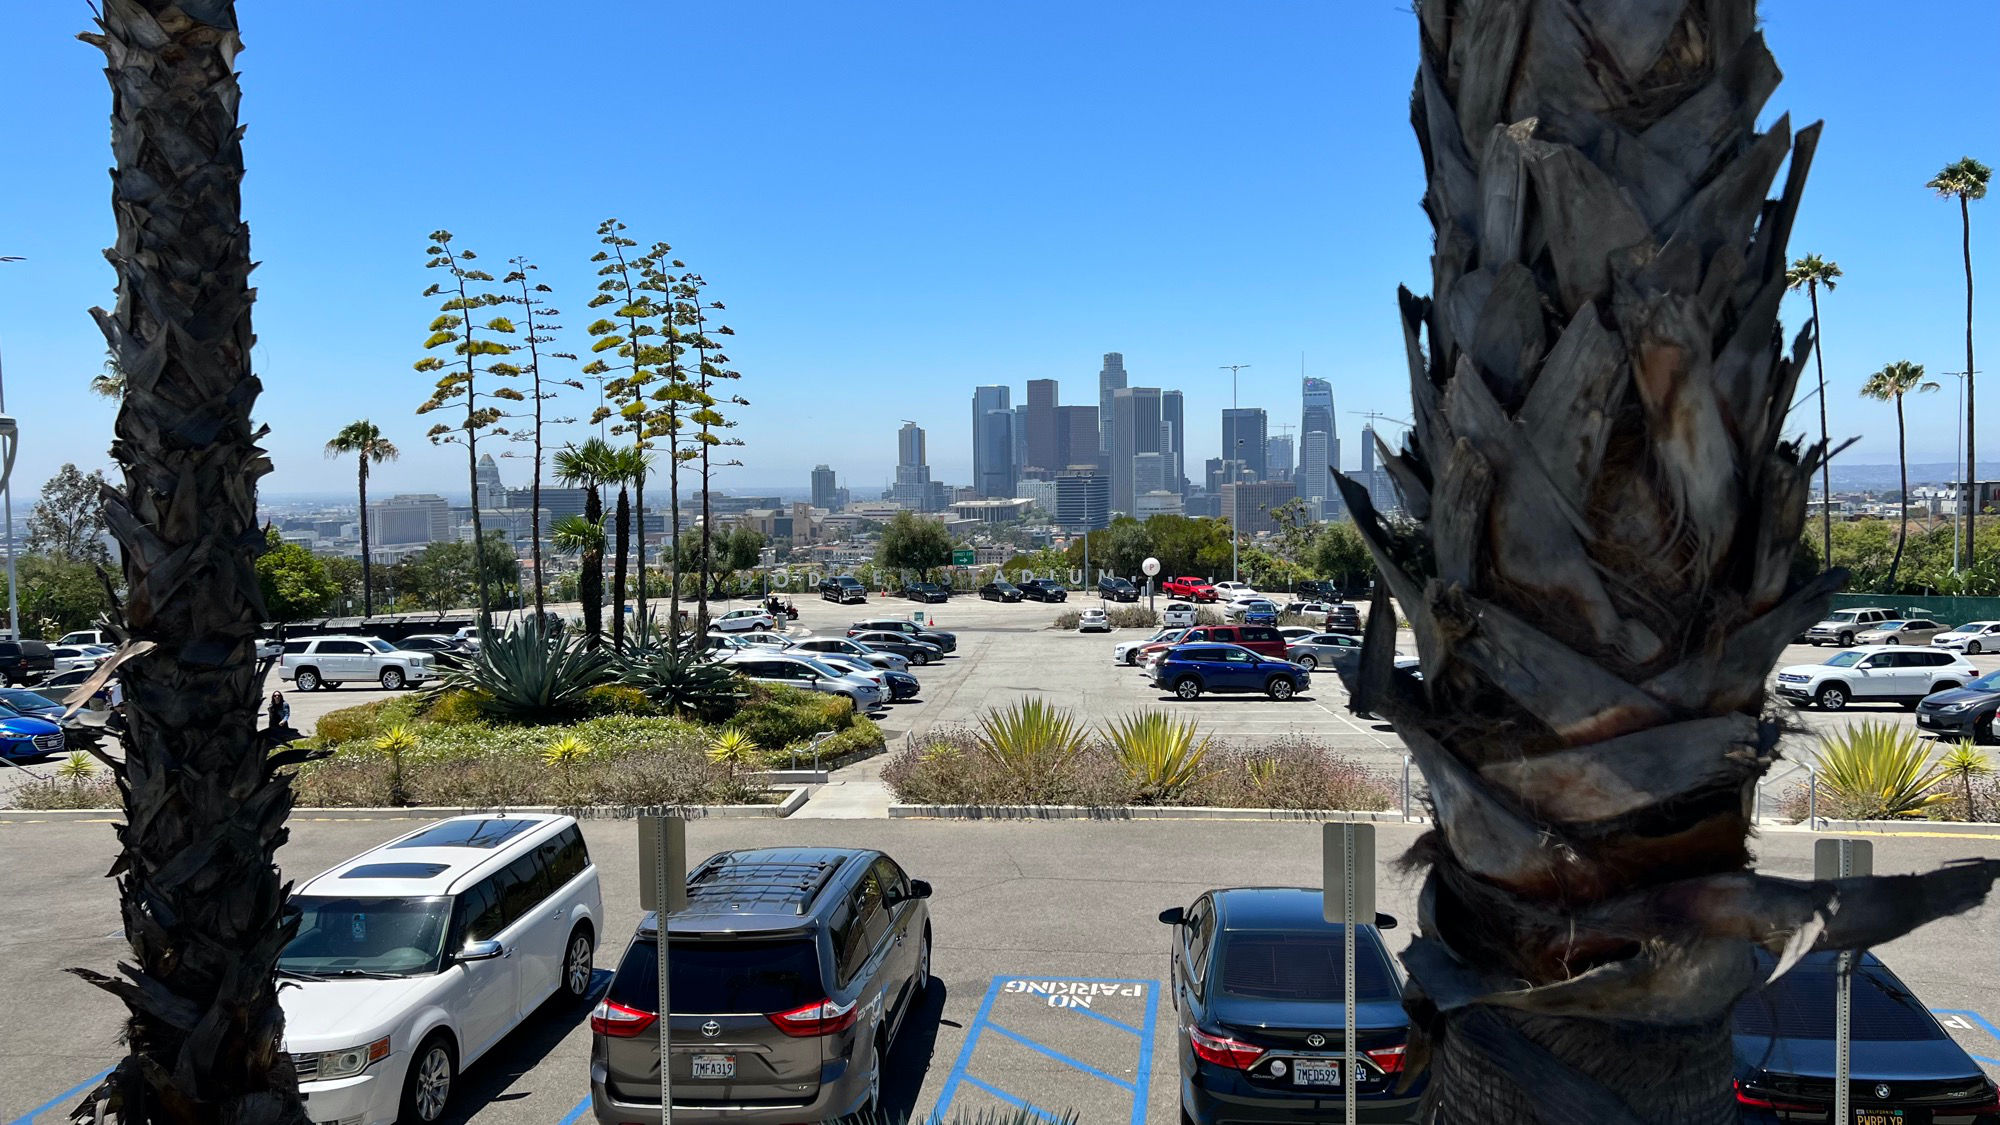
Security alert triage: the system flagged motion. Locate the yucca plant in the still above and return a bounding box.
[58,751,95,783]
[615,641,746,722]
[541,733,591,769]
[374,724,419,807]
[1103,711,1213,803]
[1813,721,1952,820]
[708,729,761,787]
[1938,741,1993,822]
[437,619,613,721]
[974,699,1088,798]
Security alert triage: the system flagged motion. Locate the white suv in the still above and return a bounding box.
[1773,646,1979,711]
[279,815,603,1125]
[280,635,438,691]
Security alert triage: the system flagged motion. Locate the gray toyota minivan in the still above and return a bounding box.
[588,846,933,1123]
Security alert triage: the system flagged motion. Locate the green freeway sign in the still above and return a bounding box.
[952,549,975,566]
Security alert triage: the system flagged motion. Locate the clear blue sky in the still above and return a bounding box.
[2,1,1996,501]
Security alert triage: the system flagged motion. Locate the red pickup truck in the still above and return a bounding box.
[1161,576,1218,602]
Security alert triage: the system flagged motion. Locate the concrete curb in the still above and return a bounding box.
[0,787,811,823]
[888,803,1417,822]
[1760,816,2000,838]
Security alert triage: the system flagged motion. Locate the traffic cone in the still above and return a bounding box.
[928,615,936,627]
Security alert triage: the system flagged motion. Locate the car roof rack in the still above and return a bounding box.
[685,850,851,915]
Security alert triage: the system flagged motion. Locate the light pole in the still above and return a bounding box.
[1221,364,1250,583]
[0,339,17,639]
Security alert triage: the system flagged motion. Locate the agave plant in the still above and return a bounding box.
[436,619,614,721]
[1940,742,1993,821]
[614,641,746,722]
[974,699,1088,797]
[1102,712,1213,803]
[374,724,419,807]
[541,733,592,769]
[1814,722,1952,820]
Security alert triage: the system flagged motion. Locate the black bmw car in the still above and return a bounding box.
[1915,669,2000,743]
[1161,887,1421,1123]
[978,580,1023,602]
[901,582,950,603]
[1734,950,1999,1124]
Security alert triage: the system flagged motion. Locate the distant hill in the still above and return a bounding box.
[1828,462,2000,491]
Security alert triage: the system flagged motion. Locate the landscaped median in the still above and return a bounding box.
[882,700,1398,820]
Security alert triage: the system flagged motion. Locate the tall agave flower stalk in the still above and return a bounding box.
[1338,3,2000,1120]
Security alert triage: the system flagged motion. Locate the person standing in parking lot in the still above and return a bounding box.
[267,690,289,731]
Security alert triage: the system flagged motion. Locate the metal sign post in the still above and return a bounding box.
[639,815,688,1124]
[1324,822,1375,1125]
[1815,838,1872,1125]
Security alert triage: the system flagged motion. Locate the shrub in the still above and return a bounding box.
[1103,712,1211,803]
[424,688,490,725]
[1187,736,1397,811]
[1053,610,1081,630]
[613,644,744,722]
[883,727,1132,806]
[314,695,425,746]
[1813,721,1952,820]
[437,620,614,721]
[12,772,120,810]
[809,717,885,766]
[580,683,656,717]
[289,747,752,809]
[1105,606,1160,629]
[729,684,855,750]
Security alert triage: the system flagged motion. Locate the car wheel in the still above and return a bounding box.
[399,1033,456,1125]
[915,926,933,996]
[1886,636,1901,645]
[294,668,321,692]
[1126,650,1140,666]
[1839,632,1855,647]
[1972,641,1986,656]
[1816,684,1849,711]
[561,925,594,1000]
[1298,654,1318,670]
[1979,715,1996,745]
[1174,677,1202,700]
[1266,677,1295,701]
[379,668,406,691]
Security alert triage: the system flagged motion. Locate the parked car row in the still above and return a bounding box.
[1803,606,2000,652]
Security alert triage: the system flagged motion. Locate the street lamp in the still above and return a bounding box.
[0,412,17,640]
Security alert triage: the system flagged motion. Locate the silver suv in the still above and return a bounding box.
[589,847,934,1124]
[1803,607,1896,647]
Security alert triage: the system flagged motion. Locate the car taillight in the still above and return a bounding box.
[1364,1044,1406,1074]
[769,997,858,1037]
[590,999,657,1038]
[1732,1080,1816,1112]
[1188,1027,1263,1070]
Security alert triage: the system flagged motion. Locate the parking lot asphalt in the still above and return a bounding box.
[4,816,2000,1124]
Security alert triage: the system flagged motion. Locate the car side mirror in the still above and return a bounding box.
[1158,906,1186,926]
[1856,660,1876,669]
[1375,913,1398,930]
[804,672,820,682]
[456,939,504,963]
[890,879,934,906]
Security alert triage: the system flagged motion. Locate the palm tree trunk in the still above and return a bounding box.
[1889,392,1910,590]
[1963,194,1978,570]
[358,455,372,616]
[583,485,604,647]
[531,393,545,625]
[699,442,714,631]
[78,3,311,1120]
[1810,284,1832,567]
[668,413,683,637]
[634,466,647,630]
[612,485,630,648]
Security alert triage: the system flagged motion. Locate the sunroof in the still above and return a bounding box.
[389,818,536,850]
[342,862,450,879]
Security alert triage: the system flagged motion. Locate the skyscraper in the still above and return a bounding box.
[1300,431,1332,517]
[1111,386,1163,514]
[1097,352,1126,458]
[898,421,926,470]
[1055,405,1100,471]
[1012,405,1029,489]
[1359,423,1399,514]
[1222,408,1269,482]
[1266,435,1294,482]
[811,464,838,510]
[1025,378,1059,475]
[1133,451,1166,497]
[971,385,1012,498]
[1300,377,1336,508]
[474,453,504,503]
[1054,468,1110,531]
[1162,389,1185,494]
[893,422,945,511]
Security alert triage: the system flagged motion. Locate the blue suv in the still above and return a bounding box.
[1152,643,1309,701]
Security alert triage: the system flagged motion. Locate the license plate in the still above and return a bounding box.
[1918,715,1937,726]
[691,1054,735,1079]
[1855,1113,1894,1125]
[1291,1062,1341,1087]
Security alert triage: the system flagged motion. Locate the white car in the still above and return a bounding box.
[48,645,112,674]
[731,631,793,648]
[1212,581,1255,599]
[1115,628,1182,665]
[1772,645,1978,711]
[1934,621,2000,655]
[1077,608,1112,633]
[709,608,778,634]
[56,629,115,648]
[790,636,910,672]
[279,815,603,1125]
[717,651,887,709]
[279,636,438,691]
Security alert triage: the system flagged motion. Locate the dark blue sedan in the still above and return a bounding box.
[0,709,66,760]
[882,668,920,701]
[1161,887,1421,1123]
[0,689,68,722]
[1151,643,1310,700]
[1734,950,1999,1123]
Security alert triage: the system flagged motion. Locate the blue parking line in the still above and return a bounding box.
[7,1067,111,1125]
[927,976,1005,1124]
[960,1075,1069,1123]
[1933,1009,2000,1067]
[982,1022,1137,1092]
[1133,985,1160,1125]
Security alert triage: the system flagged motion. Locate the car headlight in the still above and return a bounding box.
[316,1037,391,1080]
[1943,701,1979,712]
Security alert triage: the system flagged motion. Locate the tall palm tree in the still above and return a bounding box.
[605,445,646,649]
[1786,254,1841,566]
[78,3,312,1121]
[550,514,605,641]
[323,420,399,616]
[1337,6,2000,1119]
[1931,157,1991,568]
[554,438,616,646]
[1860,361,1941,592]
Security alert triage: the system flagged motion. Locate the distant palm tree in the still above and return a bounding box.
[89,350,127,399]
[1930,157,1992,567]
[1787,254,1842,565]
[554,437,618,646]
[1860,361,1941,590]
[324,420,399,616]
[550,514,606,642]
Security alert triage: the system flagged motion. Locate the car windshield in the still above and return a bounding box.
[1875,620,1907,630]
[365,638,395,653]
[0,690,57,710]
[1822,652,1865,667]
[1214,930,1396,1003]
[791,656,848,678]
[1968,671,2000,691]
[278,895,451,978]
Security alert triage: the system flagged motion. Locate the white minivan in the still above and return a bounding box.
[279,814,603,1125]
